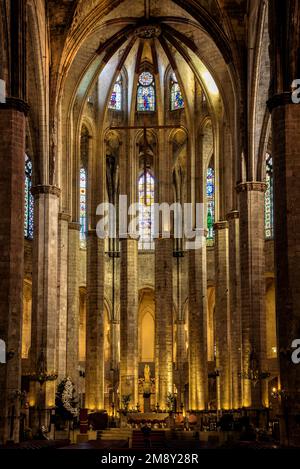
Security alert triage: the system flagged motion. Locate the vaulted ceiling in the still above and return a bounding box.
[56,0,246,126]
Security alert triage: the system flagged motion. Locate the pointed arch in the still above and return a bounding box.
[138,170,155,250]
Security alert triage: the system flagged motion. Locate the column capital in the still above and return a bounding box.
[58,212,71,222]
[267,92,293,112]
[226,210,239,221]
[0,97,29,115]
[31,185,61,198]
[213,221,228,231]
[69,222,81,231]
[236,182,267,194]
[119,235,140,241]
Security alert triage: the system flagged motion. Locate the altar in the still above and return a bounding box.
[127,412,170,428]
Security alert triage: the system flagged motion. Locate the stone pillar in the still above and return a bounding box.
[268,96,300,445]
[176,318,186,411]
[214,221,231,410]
[155,237,174,408]
[237,182,267,409]
[155,131,174,408]
[110,319,120,405]
[187,129,208,411]
[227,210,242,409]
[85,232,105,410]
[120,239,138,406]
[30,185,60,420]
[66,222,80,388]
[57,213,70,382]
[188,239,208,410]
[0,101,27,443]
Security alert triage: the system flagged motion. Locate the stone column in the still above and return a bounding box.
[66,222,81,388]
[85,232,105,410]
[176,318,186,411]
[30,185,60,420]
[110,319,120,405]
[0,100,27,443]
[214,221,231,410]
[227,210,242,409]
[57,213,70,382]
[187,130,208,411]
[237,182,267,409]
[119,133,138,409]
[120,238,139,406]
[155,131,173,408]
[188,241,208,410]
[155,237,174,408]
[268,95,300,445]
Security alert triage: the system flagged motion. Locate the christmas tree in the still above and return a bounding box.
[55,377,78,428]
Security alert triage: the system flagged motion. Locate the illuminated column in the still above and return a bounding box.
[85,132,105,411]
[120,238,139,405]
[188,239,208,410]
[227,210,242,409]
[214,221,231,410]
[176,317,186,410]
[119,134,138,407]
[110,319,120,404]
[86,232,105,410]
[155,131,173,408]
[57,212,70,381]
[30,185,60,415]
[237,182,267,408]
[66,222,81,388]
[155,237,174,407]
[187,131,208,411]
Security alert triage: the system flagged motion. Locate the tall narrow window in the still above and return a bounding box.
[138,170,155,250]
[137,71,155,112]
[24,154,34,239]
[80,167,87,244]
[170,72,184,110]
[108,75,122,110]
[265,152,274,239]
[206,164,215,247]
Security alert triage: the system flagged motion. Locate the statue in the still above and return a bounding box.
[144,364,151,383]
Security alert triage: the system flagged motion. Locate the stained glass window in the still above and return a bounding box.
[24,154,34,239]
[80,167,87,244]
[137,72,155,111]
[206,165,215,247]
[138,171,155,250]
[170,73,184,110]
[265,153,274,239]
[108,75,122,110]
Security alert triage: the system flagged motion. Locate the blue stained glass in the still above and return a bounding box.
[206,166,215,246]
[80,167,87,243]
[265,153,274,239]
[109,77,122,110]
[138,171,155,250]
[24,154,34,239]
[137,72,155,112]
[171,73,184,110]
[137,85,155,111]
